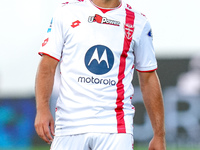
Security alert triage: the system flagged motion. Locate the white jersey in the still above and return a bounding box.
[39,0,157,136]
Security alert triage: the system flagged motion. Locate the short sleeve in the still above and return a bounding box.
[38,8,64,61]
[134,20,157,72]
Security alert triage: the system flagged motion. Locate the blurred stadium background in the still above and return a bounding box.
[0,0,199,150]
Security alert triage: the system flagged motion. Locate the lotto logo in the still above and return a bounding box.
[71,20,81,28]
[62,2,69,5]
[126,4,132,9]
[42,38,49,47]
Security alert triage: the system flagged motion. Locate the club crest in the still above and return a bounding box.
[124,23,134,40]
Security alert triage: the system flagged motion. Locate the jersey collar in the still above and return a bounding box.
[89,0,122,13]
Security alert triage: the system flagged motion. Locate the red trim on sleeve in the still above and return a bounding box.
[38,52,60,62]
[136,68,157,72]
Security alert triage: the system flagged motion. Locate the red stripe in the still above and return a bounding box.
[136,68,157,72]
[38,52,60,62]
[115,9,135,133]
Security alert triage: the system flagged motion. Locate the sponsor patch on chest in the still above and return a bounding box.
[88,14,120,26]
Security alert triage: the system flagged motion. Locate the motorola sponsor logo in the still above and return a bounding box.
[85,45,114,75]
[78,45,116,86]
[78,76,116,86]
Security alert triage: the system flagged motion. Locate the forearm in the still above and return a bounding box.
[35,57,57,111]
[34,55,58,143]
[139,71,165,137]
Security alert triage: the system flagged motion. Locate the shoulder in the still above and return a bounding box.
[61,0,86,8]
[124,2,148,22]
[124,2,151,35]
[53,0,86,17]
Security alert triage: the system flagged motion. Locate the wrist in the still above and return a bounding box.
[154,131,166,137]
[36,101,50,111]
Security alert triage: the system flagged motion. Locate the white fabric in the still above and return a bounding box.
[50,133,134,150]
[39,0,157,136]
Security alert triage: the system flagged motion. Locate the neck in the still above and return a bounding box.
[91,0,121,8]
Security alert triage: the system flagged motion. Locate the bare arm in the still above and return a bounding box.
[35,55,58,144]
[138,71,166,150]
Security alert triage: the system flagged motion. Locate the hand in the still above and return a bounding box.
[148,135,166,150]
[34,108,55,144]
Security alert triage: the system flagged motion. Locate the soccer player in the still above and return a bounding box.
[34,0,166,149]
